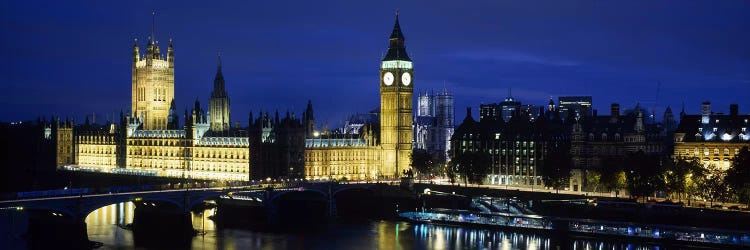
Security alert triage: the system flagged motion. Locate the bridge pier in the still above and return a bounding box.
[27,210,91,249]
[132,201,194,248]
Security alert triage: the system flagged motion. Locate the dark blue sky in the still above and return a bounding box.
[2,0,749,127]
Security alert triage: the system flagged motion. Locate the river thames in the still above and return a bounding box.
[82,202,678,250]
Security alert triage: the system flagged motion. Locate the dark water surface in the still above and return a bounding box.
[85,202,688,250]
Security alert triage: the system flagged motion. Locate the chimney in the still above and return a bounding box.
[730,104,738,116]
[702,101,711,116]
[611,103,620,117]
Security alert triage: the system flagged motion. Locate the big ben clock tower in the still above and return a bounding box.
[380,11,413,178]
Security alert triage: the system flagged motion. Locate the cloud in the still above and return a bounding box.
[444,49,581,67]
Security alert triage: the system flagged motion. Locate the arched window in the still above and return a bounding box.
[601,133,608,141]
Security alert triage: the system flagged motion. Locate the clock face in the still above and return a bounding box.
[401,72,411,86]
[383,72,394,86]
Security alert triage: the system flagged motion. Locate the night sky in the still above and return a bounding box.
[2,1,749,127]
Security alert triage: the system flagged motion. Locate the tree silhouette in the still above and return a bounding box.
[725,147,750,206]
[623,150,665,201]
[700,164,728,206]
[664,157,705,202]
[411,149,433,179]
[451,150,491,186]
[540,144,573,193]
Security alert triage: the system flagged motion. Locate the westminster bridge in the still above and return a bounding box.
[0,182,382,249]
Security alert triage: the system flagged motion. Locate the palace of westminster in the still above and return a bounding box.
[53,14,422,182]
[47,13,749,187]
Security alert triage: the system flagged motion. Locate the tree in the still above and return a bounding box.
[585,169,602,193]
[613,170,627,197]
[623,151,665,201]
[446,149,459,185]
[664,157,704,202]
[411,149,433,179]
[540,144,573,193]
[699,164,728,206]
[599,157,626,195]
[725,147,750,206]
[451,150,491,186]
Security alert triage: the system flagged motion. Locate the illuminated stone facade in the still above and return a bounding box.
[413,89,454,160]
[74,103,250,181]
[209,56,231,132]
[131,36,175,130]
[76,129,119,170]
[124,102,248,180]
[301,13,414,181]
[66,14,416,182]
[379,13,413,178]
[71,28,249,181]
[304,130,382,181]
[673,102,750,170]
[56,119,75,167]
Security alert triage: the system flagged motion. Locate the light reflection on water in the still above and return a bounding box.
[85,202,671,250]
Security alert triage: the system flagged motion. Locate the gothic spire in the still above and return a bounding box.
[212,53,226,98]
[382,10,411,61]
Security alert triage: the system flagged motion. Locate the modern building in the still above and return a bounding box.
[558,96,593,118]
[479,93,521,123]
[673,102,750,169]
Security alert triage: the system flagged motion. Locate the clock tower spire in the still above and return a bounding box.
[380,10,413,178]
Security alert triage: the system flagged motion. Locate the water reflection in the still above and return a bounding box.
[84,202,687,250]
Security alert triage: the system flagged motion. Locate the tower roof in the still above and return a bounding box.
[211,54,227,98]
[382,11,411,61]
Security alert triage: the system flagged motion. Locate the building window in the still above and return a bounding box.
[714,148,719,155]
